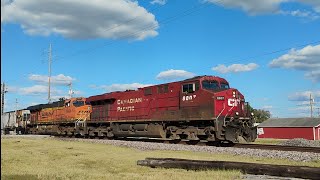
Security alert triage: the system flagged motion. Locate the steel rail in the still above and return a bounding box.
[54,135,320,153]
[233,143,320,153]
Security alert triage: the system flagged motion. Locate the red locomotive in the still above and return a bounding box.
[25,75,257,143]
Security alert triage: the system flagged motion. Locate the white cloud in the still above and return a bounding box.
[1,84,18,93]
[50,95,69,101]
[287,91,320,117]
[206,0,320,18]
[279,9,319,20]
[212,63,259,74]
[151,0,167,5]
[293,106,310,111]
[288,90,320,101]
[29,74,75,85]
[305,70,320,82]
[19,85,64,96]
[269,44,320,82]
[1,0,158,40]
[19,85,48,95]
[156,69,196,80]
[262,105,273,110]
[94,83,153,92]
[206,0,287,14]
[298,0,320,13]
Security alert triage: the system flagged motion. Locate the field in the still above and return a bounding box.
[1,136,319,180]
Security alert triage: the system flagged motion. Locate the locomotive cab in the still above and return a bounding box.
[180,76,256,143]
[64,97,91,121]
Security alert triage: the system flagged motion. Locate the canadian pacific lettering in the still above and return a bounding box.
[117,97,142,112]
[117,106,134,112]
[117,98,142,105]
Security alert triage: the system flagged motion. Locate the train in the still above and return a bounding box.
[2,75,257,143]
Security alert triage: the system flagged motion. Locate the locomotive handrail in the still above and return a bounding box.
[224,104,235,126]
[216,102,226,121]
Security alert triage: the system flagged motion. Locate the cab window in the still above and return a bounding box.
[65,102,71,107]
[73,101,84,107]
[23,113,30,121]
[144,87,152,95]
[220,83,230,89]
[202,80,219,90]
[182,82,199,93]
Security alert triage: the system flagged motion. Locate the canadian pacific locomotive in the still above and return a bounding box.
[8,76,257,143]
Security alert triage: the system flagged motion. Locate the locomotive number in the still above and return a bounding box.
[182,95,196,101]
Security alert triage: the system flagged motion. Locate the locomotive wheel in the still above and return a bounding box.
[186,140,200,145]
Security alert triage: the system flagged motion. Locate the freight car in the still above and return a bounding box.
[2,109,30,134]
[24,75,257,143]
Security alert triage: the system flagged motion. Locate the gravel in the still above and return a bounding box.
[241,174,305,180]
[1,134,53,139]
[278,138,320,147]
[56,138,320,162]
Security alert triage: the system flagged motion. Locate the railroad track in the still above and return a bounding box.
[233,143,320,153]
[54,135,320,153]
[112,137,320,153]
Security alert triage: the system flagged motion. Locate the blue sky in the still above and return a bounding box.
[1,0,320,118]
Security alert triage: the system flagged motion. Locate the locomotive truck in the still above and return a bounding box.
[23,75,257,143]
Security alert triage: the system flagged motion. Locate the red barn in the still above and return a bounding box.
[257,118,320,140]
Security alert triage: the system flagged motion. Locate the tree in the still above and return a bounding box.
[248,104,271,123]
[252,109,271,123]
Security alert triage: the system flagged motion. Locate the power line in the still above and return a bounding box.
[223,40,320,65]
[51,0,320,67]
[48,43,52,103]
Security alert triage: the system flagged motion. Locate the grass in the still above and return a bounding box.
[1,137,320,180]
[252,138,287,145]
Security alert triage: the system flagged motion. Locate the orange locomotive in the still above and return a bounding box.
[27,97,91,134]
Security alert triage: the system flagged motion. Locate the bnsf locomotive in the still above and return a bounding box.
[12,76,257,143]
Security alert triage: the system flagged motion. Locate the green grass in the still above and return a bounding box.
[1,137,319,180]
[252,138,287,145]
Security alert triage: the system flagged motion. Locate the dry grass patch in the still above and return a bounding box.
[1,137,319,180]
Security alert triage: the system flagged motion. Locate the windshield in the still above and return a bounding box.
[220,83,230,89]
[73,101,85,107]
[202,80,219,90]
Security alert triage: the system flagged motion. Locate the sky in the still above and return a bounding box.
[1,0,320,118]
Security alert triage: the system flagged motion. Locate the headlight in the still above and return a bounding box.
[235,112,239,116]
[251,112,254,116]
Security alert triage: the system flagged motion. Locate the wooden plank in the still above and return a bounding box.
[137,158,320,179]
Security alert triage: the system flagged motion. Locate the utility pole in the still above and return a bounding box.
[68,82,73,99]
[15,98,18,120]
[48,43,52,103]
[15,98,18,112]
[310,93,314,118]
[1,83,8,115]
[1,83,8,132]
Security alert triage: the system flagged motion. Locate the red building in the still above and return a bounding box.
[257,118,320,140]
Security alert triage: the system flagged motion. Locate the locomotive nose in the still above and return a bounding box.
[224,89,245,116]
